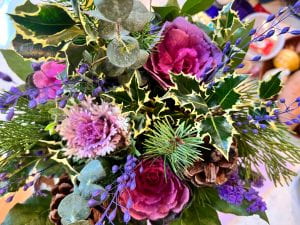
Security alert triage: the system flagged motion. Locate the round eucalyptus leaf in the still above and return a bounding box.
[58,193,90,224]
[77,160,106,183]
[69,221,90,225]
[102,59,126,77]
[94,0,133,22]
[107,36,140,67]
[98,20,129,40]
[129,49,149,69]
[122,0,153,32]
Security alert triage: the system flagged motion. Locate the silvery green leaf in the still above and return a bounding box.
[107,36,140,67]
[58,193,90,225]
[70,221,90,225]
[78,183,104,199]
[84,10,113,22]
[129,49,149,69]
[98,20,129,40]
[94,0,134,22]
[121,0,153,32]
[102,59,126,77]
[77,160,106,183]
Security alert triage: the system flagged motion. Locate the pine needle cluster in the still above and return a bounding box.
[144,120,205,177]
[236,123,300,186]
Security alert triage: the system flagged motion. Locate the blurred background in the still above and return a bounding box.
[0,0,300,224]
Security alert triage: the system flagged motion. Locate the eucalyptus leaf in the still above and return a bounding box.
[58,193,90,225]
[259,72,282,99]
[98,20,129,40]
[102,59,126,77]
[129,50,149,69]
[107,36,140,67]
[0,49,33,81]
[2,195,52,225]
[10,5,75,36]
[13,35,64,60]
[94,0,134,22]
[70,221,90,225]
[199,116,233,159]
[78,182,104,199]
[77,160,106,183]
[181,0,214,16]
[122,0,153,32]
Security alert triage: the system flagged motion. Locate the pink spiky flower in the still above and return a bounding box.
[57,97,130,158]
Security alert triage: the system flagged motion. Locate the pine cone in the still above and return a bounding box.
[88,207,103,225]
[49,174,74,225]
[184,143,238,187]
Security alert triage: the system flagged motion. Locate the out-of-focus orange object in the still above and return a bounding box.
[0,189,32,223]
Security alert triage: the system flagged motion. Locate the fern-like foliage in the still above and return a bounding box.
[236,124,300,186]
[0,98,53,192]
[144,120,205,177]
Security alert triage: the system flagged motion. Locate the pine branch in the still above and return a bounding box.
[236,124,300,186]
[144,120,205,177]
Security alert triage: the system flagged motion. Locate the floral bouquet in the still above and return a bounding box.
[1,0,300,224]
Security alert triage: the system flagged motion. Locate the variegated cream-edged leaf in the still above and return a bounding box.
[10,4,76,36]
[170,73,200,94]
[206,74,248,110]
[105,71,150,113]
[15,24,83,47]
[12,35,64,60]
[64,42,87,75]
[198,115,234,159]
[130,113,151,137]
[259,72,282,99]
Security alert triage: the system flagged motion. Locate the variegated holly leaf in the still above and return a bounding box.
[10,4,75,36]
[130,113,151,137]
[206,74,248,110]
[12,35,64,60]
[65,42,87,75]
[198,116,233,159]
[170,73,200,94]
[213,3,254,68]
[107,71,149,113]
[259,72,282,99]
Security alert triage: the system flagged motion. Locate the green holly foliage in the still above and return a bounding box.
[207,74,248,110]
[213,3,254,68]
[10,4,75,36]
[259,72,282,99]
[12,35,64,60]
[198,116,234,159]
[2,195,53,225]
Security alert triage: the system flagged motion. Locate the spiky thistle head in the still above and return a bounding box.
[144,120,205,177]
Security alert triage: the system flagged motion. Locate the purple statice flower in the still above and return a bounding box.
[247,197,267,213]
[251,176,265,188]
[56,96,130,158]
[31,62,43,71]
[89,155,138,225]
[218,173,245,206]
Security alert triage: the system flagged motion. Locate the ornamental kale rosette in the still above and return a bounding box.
[0,0,300,225]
